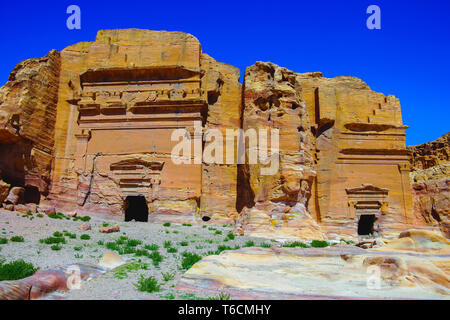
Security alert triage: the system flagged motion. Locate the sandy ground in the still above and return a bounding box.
[0,208,273,300]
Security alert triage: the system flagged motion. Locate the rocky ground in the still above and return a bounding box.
[0,208,276,300]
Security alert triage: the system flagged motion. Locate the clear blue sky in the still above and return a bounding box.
[0,0,448,145]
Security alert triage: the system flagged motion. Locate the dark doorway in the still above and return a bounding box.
[124,196,148,222]
[358,214,375,235]
[24,186,40,204]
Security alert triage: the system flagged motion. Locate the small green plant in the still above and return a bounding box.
[74,246,83,251]
[80,234,91,240]
[73,216,91,222]
[126,239,142,247]
[161,292,175,300]
[51,244,62,251]
[282,241,309,248]
[36,214,44,218]
[244,240,255,247]
[97,240,104,245]
[148,251,163,267]
[135,275,161,293]
[0,259,38,281]
[214,230,222,235]
[114,261,149,279]
[134,249,149,257]
[311,240,329,248]
[53,231,63,237]
[105,241,120,251]
[179,241,188,246]
[163,241,172,248]
[173,230,179,234]
[167,247,177,253]
[10,236,24,242]
[182,223,192,227]
[74,253,83,259]
[163,222,171,227]
[260,243,272,248]
[162,271,175,281]
[48,212,67,220]
[144,244,159,251]
[225,232,235,240]
[0,238,7,245]
[39,236,66,245]
[181,252,202,270]
[208,292,231,300]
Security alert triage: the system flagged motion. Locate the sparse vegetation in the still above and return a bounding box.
[311,240,329,248]
[0,238,7,245]
[162,271,175,281]
[0,259,38,281]
[10,236,24,242]
[163,222,171,227]
[80,234,91,240]
[208,292,231,300]
[135,275,161,293]
[282,241,309,248]
[181,252,202,270]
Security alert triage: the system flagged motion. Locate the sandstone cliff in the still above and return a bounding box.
[408,133,450,238]
[0,50,60,198]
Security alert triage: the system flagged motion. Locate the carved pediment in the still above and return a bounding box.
[110,159,164,171]
[345,184,389,195]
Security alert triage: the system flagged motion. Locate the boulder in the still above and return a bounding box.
[98,252,125,269]
[99,224,120,233]
[14,204,30,214]
[4,187,25,205]
[37,204,56,215]
[0,180,10,204]
[78,222,92,231]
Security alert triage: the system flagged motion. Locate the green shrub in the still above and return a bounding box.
[282,241,309,248]
[73,216,91,222]
[36,214,44,218]
[163,222,171,227]
[97,240,104,245]
[39,236,66,245]
[134,249,149,257]
[208,292,231,300]
[225,232,235,240]
[173,230,179,234]
[80,234,91,240]
[135,275,161,293]
[163,241,172,248]
[311,240,329,248]
[260,243,271,248]
[244,240,255,247]
[144,244,159,251]
[181,252,202,270]
[214,230,222,235]
[179,241,188,246]
[48,212,66,220]
[10,236,24,242]
[167,247,177,253]
[148,251,163,267]
[0,238,7,245]
[162,271,175,281]
[106,241,120,251]
[53,231,63,237]
[74,246,83,251]
[126,239,142,247]
[51,244,62,251]
[0,259,38,281]
[182,223,192,227]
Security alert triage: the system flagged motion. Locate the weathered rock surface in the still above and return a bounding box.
[0,180,10,204]
[178,230,449,299]
[0,50,60,194]
[408,133,450,238]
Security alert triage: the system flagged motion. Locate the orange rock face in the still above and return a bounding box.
[408,133,450,238]
[0,28,432,240]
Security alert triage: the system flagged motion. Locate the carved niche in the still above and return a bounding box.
[345,184,389,219]
[109,159,165,200]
